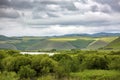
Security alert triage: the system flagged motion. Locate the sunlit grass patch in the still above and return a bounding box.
[70,70,120,80]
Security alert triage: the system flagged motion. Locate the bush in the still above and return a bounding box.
[82,55,108,69]
[37,75,55,80]
[18,65,36,79]
[6,50,20,55]
[31,56,58,76]
[2,56,31,72]
[0,71,19,80]
[52,54,74,73]
[108,56,120,70]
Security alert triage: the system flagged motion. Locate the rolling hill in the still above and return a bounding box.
[69,39,94,49]
[87,40,108,49]
[0,43,17,50]
[13,39,45,50]
[0,34,119,51]
[104,37,120,50]
[26,40,76,50]
[62,32,120,37]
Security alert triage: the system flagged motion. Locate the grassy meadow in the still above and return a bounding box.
[0,36,119,51]
[0,49,120,80]
[0,35,120,80]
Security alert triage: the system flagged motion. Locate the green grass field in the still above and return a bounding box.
[105,37,120,49]
[0,36,119,51]
[70,70,120,80]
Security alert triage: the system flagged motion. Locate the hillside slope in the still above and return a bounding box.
[69,39,94,49]
[87,40,108,49]
[104,37,120,49]
[0,43,17,50]
[26,40,76,50]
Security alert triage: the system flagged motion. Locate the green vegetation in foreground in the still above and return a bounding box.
[70,70,120,80]
[0,50,120,80]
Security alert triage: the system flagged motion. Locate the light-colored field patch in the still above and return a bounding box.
[49,37,95,41]
[49,38,77,41]
[70,70,120,80]
[97,37,118,43]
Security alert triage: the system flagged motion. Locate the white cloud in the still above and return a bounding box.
[0,0,120,36]
[46,4,62,11]
[24,11,115,25]
[118,1,120,5]
[0,24,120,36]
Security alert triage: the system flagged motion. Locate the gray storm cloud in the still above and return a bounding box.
[0,0,120,36]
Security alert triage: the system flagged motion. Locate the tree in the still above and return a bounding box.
[18,65,36,79]
[52,54,74,74]
[2,56,31,72]
[31,56,58,76]
[0,50,7,71]
[82,55,108,69]
[108,56,120,70]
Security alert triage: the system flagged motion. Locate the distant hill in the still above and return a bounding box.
[104,37,120,50]
[69,39,94,49]
[13,39,45,50]
[87,40,108,49]
[26,40,76,50]
[62,32,120,37]
[0,35,19,41]
[0,34,119,51]
[0,35,10,41]
[0,43,17,50]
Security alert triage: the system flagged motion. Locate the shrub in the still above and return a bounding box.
[108,56,120,70]
[0,71,19,80]
[2,56,31,72]
[18,65,36,79]
[82,55,108,69]
[31,56,58,76]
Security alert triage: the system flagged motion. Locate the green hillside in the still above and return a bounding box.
[26,40,76,50]
[104,37,120,50]
[69,39,94,49]
[0,35,119,51]
[87,40,108,49]
[0,43,17,50]
[0,35,11,41]
[13,39,44,50]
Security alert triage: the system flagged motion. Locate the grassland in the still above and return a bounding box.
[26,40,76,50]
[87,40,108,49]
[105,37,120,49]
[70,70,120,80]
[0,36,119,50]
[0,49,120,80]
[0,43,17,50]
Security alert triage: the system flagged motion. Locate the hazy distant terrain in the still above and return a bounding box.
[0,33,119,51]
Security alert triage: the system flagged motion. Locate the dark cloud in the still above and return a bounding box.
[91,5,111,13]
[34,0,58,5]
[47,12,60,17]
[95,0,120,12]
[10,0,33,9]
[0,0,10,8]
[0,0,33,10]
[61,2,78,11]
[0,0,120,36]
[0,8,20,18]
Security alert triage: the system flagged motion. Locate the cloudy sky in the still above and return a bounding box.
[0,0,120,36]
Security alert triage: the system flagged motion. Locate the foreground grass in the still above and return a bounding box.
[70,70,120,80]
